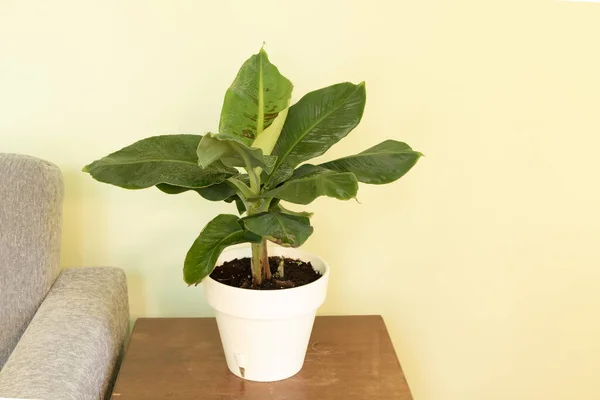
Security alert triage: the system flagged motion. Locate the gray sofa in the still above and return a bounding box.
[0,154,129,400]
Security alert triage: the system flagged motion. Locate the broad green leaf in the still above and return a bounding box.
[197,181,237,201]
[287,164,328,179]
[219,48,293,145]
[197,132,276,174]
[183,214,261,285]
[156,181,236,201]
[269,202,314,219]
[320,140,422,184]
[83,135,236,189]
[261,165,358,205]
[156,174,251,201]
[155,183,191,195]
[266,82,366,188]
[242,212,313,247]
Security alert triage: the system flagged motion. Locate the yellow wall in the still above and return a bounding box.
[2,1,600,398]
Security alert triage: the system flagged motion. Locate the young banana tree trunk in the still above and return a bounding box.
[251,239,270,285]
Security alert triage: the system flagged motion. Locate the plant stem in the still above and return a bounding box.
[247,201,263,285]
[276,257,284,278]
[251,242,263,285]
[248,167,260,193]
[247,199,271,285]
[227,177,254,199]
[238,147,272,285]
[260,239,271,280]
[233,145,260,194]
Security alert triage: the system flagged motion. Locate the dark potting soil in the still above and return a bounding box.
[209,256,322,290]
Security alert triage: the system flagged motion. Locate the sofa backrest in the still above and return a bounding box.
[0,154,63,368]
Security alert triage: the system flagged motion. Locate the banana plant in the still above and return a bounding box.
[83,48,422,286]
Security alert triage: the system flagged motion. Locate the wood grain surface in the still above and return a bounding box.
[111,316,413,400]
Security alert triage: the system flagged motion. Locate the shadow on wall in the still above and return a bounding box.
[59,167,147,322]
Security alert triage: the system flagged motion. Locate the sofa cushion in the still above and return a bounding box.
[0,154,63,368]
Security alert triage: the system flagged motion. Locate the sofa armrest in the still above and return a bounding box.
[0,267,129,400]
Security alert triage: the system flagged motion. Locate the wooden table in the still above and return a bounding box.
[111,316,413,400]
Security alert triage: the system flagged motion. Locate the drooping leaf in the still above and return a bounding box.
[156,181,237,201]
[155,183,192,195]
[156,174,252,201]
[197,132,276,174]
[219,48,293,145]
[83,135,236,189]
[269,202,314,219]
[266,82,366,187]
[158,178,250,212]
[183,214,261,285]
[242,211,313,247]
[197,181,238,201]
[320,140,422,184]
[261,165,358,205]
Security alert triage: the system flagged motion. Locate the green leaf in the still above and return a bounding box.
[197,132,276,174]
[320,140,422,184]
[83,135,236,189]
[251,106,289,156]
[183,214,261,285]
[156,181,237,201]
[242,212,313,247]
[266,82,366,187]
[196,181,237,201]
[219,48,293,145]
[270,202,314,219]
[155,183,192,195]
[157,174,253,202]
[261,165,358,205]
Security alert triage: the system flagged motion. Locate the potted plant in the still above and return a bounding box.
[83,48,421,382]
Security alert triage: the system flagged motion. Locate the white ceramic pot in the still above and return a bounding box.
[204,246,330,382]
